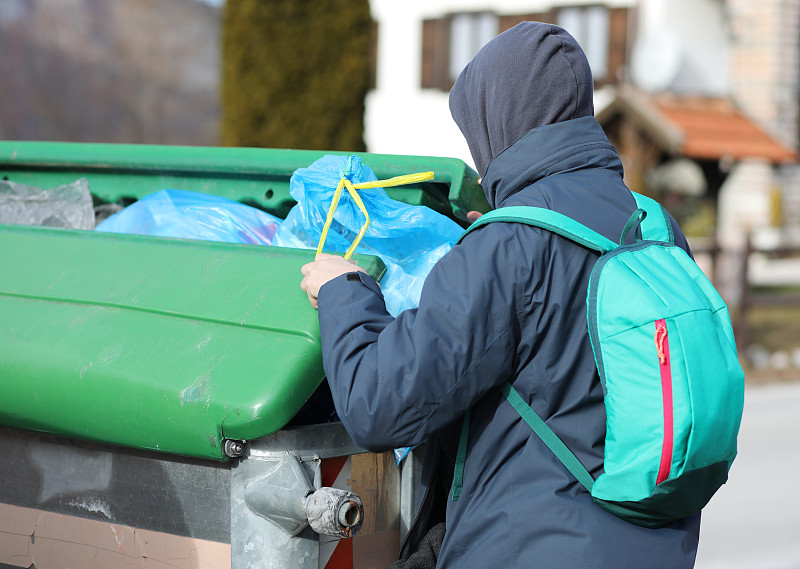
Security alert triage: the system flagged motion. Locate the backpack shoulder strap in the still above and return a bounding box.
[458,206,617,254]
[501,382,595,491]
[631,192,674,243]
[450,383,596,502]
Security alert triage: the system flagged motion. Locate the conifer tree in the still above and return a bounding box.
[221,0,371,151]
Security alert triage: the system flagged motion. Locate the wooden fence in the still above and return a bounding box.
[693,235,800,349]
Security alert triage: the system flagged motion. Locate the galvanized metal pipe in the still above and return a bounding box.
[231,423,367,569]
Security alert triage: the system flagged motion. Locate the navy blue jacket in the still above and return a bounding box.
[318,117,700,568]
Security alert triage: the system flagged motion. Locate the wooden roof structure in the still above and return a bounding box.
[597,87,797,164]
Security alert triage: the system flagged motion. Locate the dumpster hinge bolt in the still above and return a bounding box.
[223,439,246,458]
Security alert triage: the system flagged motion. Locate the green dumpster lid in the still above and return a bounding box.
[0,141,489,221]
[0,224,385,461]
[0,140,488,461]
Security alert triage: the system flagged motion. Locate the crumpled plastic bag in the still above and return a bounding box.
[0,178,95,229]
[95,189,282,245]
[274,154,464,316]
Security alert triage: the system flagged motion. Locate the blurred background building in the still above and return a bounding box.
[2,0,800,307]
[367,0,800,251]
[0,0,220,146]
[365,0,800,337]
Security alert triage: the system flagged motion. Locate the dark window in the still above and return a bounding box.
[498,11,555,32]
[449,13,498,81]
[557,5,629,84]
[421,13,498,89]
[421,17,452,90]
[607,7,630,84]
[421,6,628,90]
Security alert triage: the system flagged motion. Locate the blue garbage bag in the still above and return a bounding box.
[95,189,281,245]
[274,155,463,317]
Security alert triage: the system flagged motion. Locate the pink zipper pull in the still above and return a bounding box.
[655,320,667,364]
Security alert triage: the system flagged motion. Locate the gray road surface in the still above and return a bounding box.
[695,382,800,569]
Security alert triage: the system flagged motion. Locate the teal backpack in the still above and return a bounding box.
[454,192,745,528]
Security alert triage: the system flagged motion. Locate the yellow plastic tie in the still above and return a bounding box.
[316,170,434,260]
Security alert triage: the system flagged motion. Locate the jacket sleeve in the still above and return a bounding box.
[316,234,520,451]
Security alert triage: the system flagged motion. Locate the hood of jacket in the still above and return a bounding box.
[449,22,594,178]
[481,116,624,209]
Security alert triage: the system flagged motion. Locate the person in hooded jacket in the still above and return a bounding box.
[300,22,701,569]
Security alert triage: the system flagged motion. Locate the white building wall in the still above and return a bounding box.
[718,161,776,247]
[365,0,799,245]
[365,0,470,166]
[365,0,730,167]
[365,0,636,170]
[728,0,800,149]
[632,0,729,96]
[724,0,800,242]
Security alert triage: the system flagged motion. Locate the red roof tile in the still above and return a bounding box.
[653,95,797,163]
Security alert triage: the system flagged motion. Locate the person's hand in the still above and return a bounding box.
[300,253,367,309]
[467,210,483,223]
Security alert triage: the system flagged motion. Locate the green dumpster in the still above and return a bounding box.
[0,141,487,569]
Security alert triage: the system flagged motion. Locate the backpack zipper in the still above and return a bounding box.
[588,241,676,396]
[655,319,674,485]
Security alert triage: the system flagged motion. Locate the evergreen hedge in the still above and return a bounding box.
[221,0,371,151]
